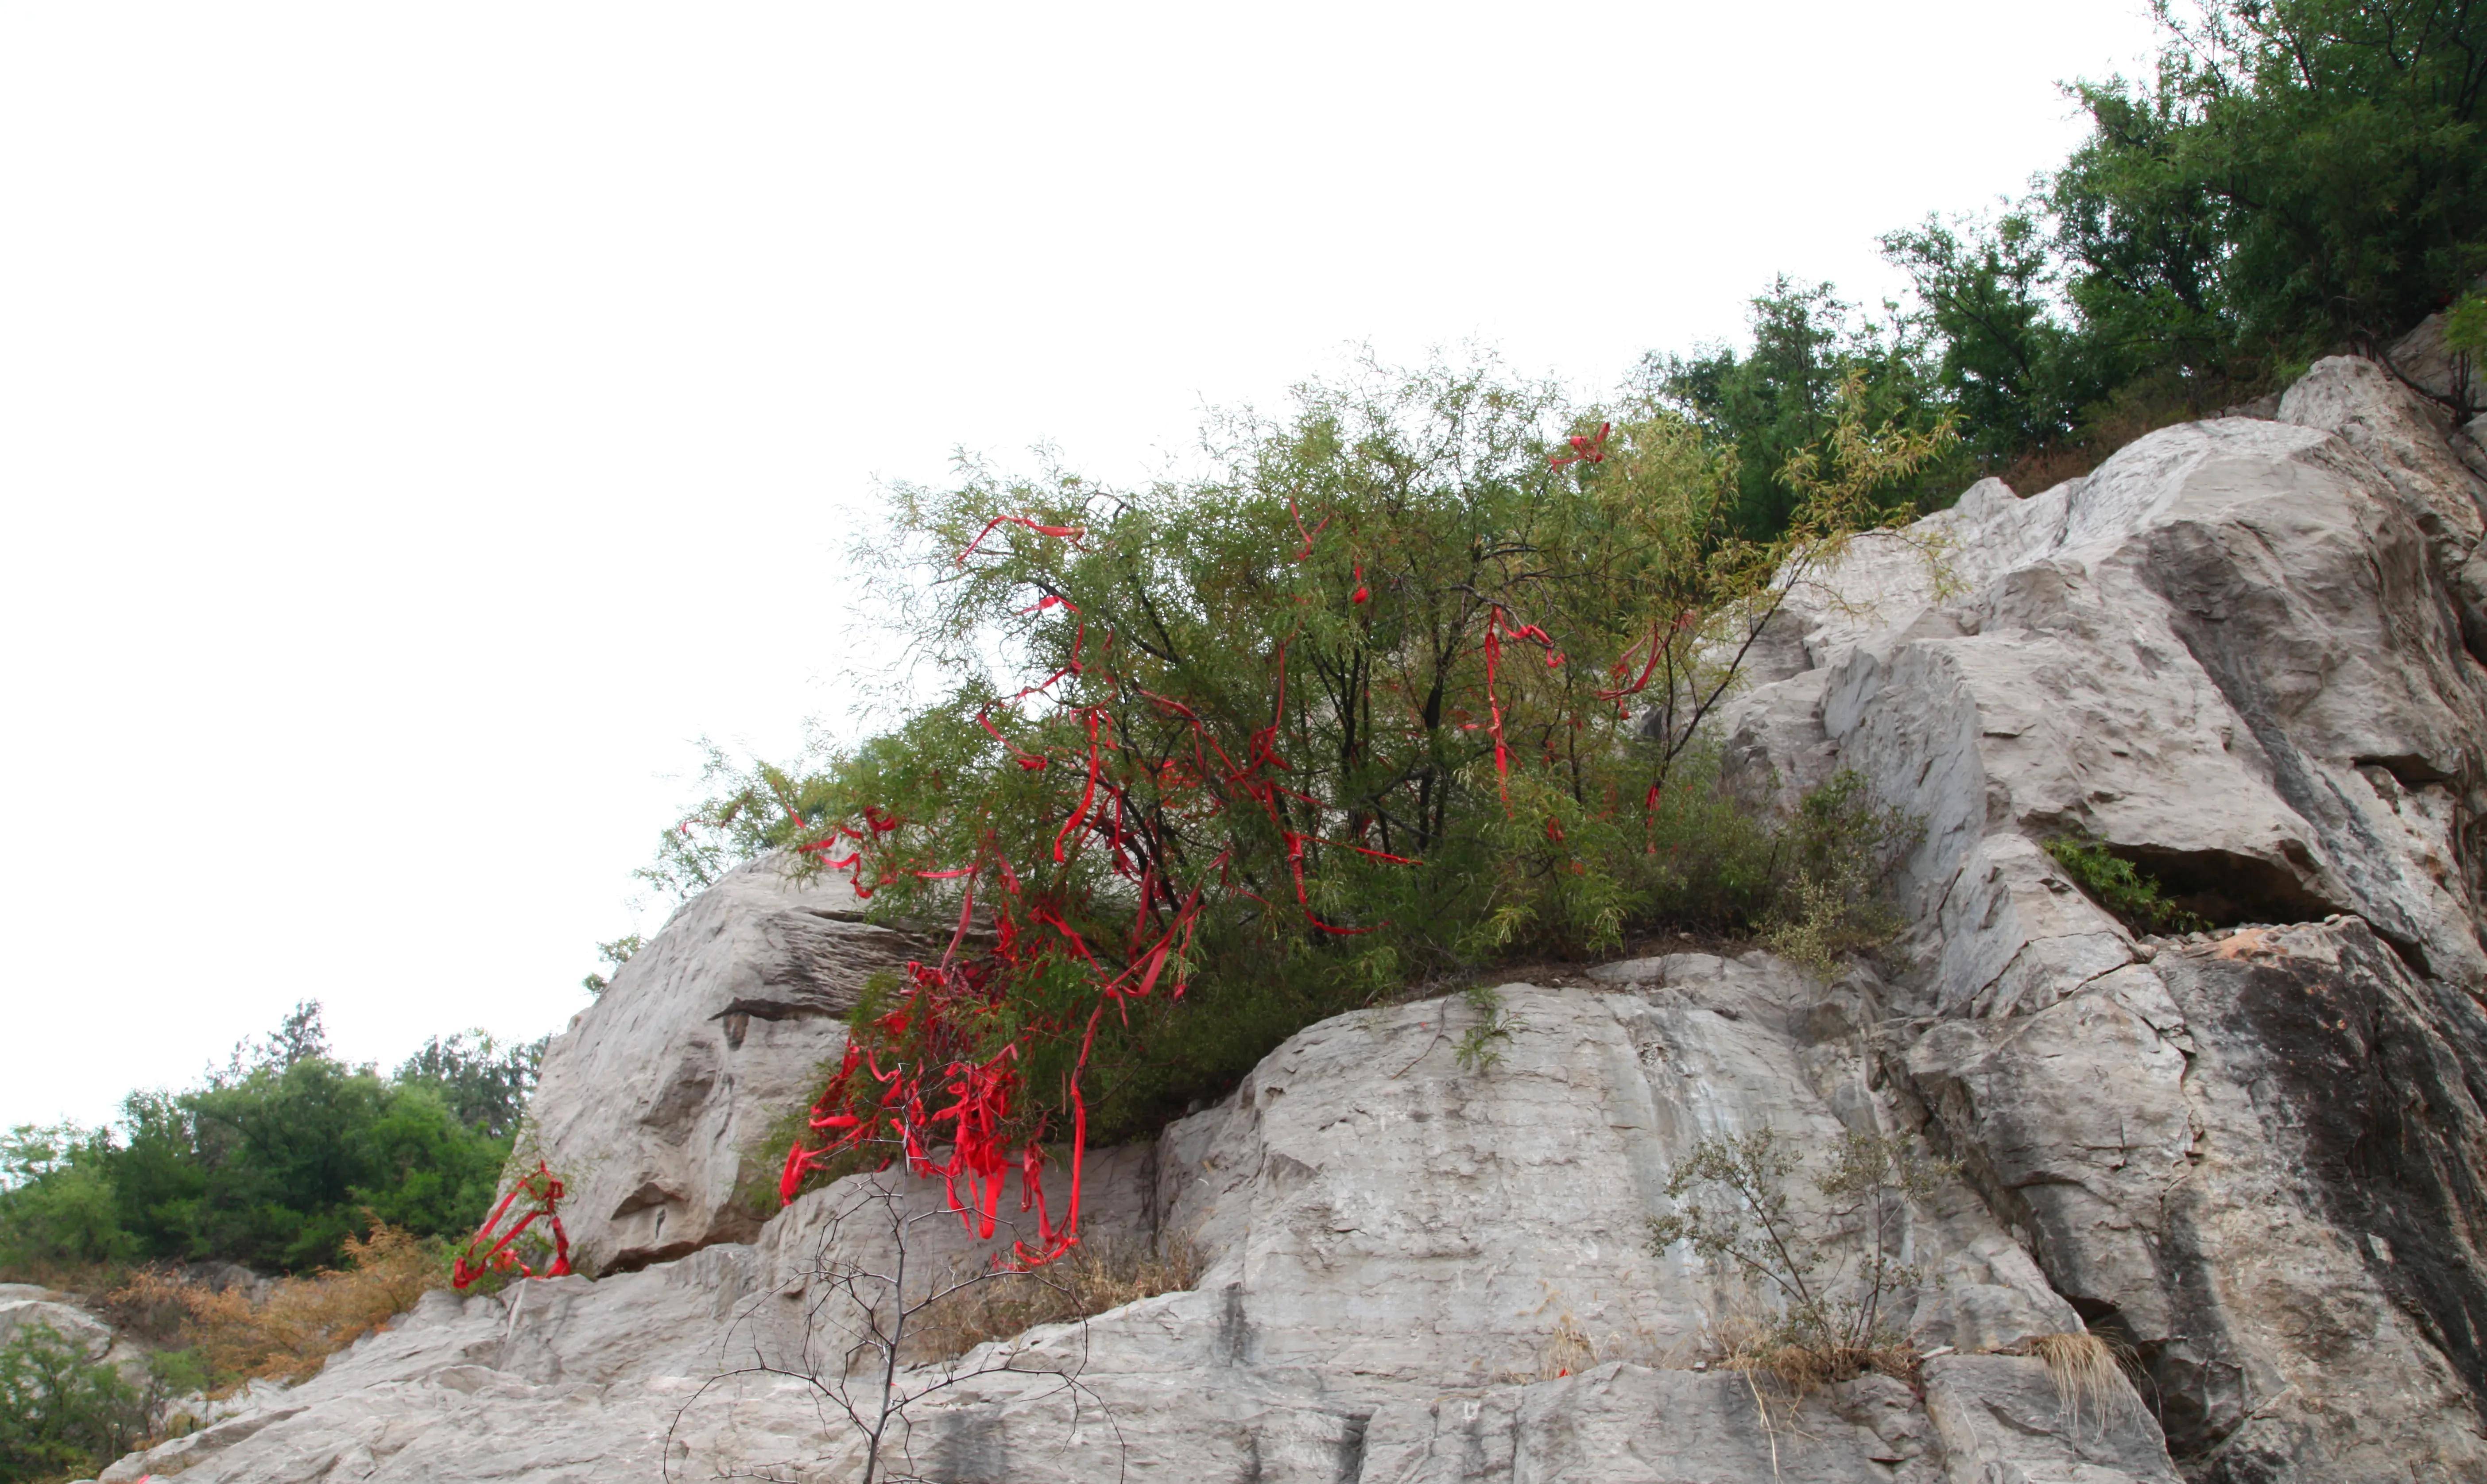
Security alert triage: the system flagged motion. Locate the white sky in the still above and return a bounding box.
[0,2,2162,1131]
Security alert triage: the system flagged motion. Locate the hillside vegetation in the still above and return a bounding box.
[0,1004,537,1284]
[620,0,2487,1236]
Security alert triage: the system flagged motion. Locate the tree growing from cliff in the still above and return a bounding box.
[1648,1127,1947,1385]
[751,356,1944,1269]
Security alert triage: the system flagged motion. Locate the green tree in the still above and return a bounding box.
[1647,279,1957,536]
[0,1003,527,1280]
[765,357,1937,1178]
[0,1325,150,1484]
[395,1032,546,1139]
[1882,213,2101,462]
[2052,0,2487,391]
[0,1128,131,1272]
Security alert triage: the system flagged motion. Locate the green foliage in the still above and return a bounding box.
[1881,213,2108,464]
[1647,279,1967,535]
[637,738,848,907]
[1762,771,1925,975]
[0,1129,134,1273]
[707,359,1938,1159]
[0,1004,527,1281]
[1648,1127,1947,1358]
[1452,984,1516,1073]
[580,935,643,997]
[2446,289,2487,356]
[2043,837,2208,935]
[1678,1,2487,502]
[0,1325,150,1484]
[2049,0,2487,424]
[395,1032,546,1139]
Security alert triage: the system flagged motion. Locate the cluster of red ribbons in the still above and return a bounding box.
[1548,421,1610,469]
[452,1162,570,1289]
[774,494,1586,1268]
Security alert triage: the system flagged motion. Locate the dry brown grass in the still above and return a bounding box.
[1703,1314,1922,1479]
[108,1224,445,1387]
[906,1235,1202,1362]
[2025,1331,2139,1436]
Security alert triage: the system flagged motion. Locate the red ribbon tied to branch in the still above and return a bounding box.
[1548,422,1611,470]
[958,514,1087,566]
[452,1162,570,1289]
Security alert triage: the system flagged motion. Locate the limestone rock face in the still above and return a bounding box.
[0,1295,114,1360]
[1716,354,2487,1479]
[523,855,944,1275]
[98,968,2183,1484]
[97,350,2487,1482]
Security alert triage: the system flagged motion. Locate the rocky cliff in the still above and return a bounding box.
[93,349,2487,1483]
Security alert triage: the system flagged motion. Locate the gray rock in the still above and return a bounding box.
[118,347,2487,1480]
[97,973,2170,1484]
[521,854,947,1275]
[0,1298,113,1362]
[1714,353,2487,1477]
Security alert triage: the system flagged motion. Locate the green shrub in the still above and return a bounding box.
[1648,1128,1949,1382]
[2043,837,2207,935]
[710,358,1949,1211]
[1762,770,1924,974]
[0,1325,150,1484]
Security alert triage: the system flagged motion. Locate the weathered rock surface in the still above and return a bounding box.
[0,1293,116,1360]
[100,348,2487,1481]
[95,972,2179,1484]
[1716,354,2487,1478]
[524,856,943,1275]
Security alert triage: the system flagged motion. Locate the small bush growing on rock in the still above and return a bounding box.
[1648,1128,1947,1384]
[1761,770,1924,974]
[1452,984,1519,1073]
[659,360,1950,1266]
[2042,837,2207,935]
[0,1325,150,1484]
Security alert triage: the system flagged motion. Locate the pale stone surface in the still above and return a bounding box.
[1711,352,2487,1478]
[522,854,946,1275]
[97,350,2487,1481]
[0,1296,113,1359]
[95,974,2169,1484]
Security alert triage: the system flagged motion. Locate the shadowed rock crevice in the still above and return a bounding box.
[2112,843,2342,929]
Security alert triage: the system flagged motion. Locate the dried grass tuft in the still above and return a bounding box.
[2026,1330,2139,1435]
[110,1224,444,1387]
[1704,1314,1922,1479]
[906,1235,1203,1362]
[1541,1313,1599,1379]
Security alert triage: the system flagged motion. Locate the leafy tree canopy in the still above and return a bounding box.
[0,1005,536,1278]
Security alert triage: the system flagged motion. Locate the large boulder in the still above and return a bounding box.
[521,855,945,1275]
[1716,354,2487,1479]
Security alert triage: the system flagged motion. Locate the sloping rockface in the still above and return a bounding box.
[524,858,944,1275]
[1716,354,2487,1477]
[95,350,2487,1482]
[97,967,2178,1484]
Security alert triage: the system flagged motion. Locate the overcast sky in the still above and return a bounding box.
[0,2,2163,1131]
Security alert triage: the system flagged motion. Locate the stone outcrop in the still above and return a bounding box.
[1714,355,2487,1478]
[94,349,2487,1482]
[97,968,2178,1484]
[523,856,940,1275]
